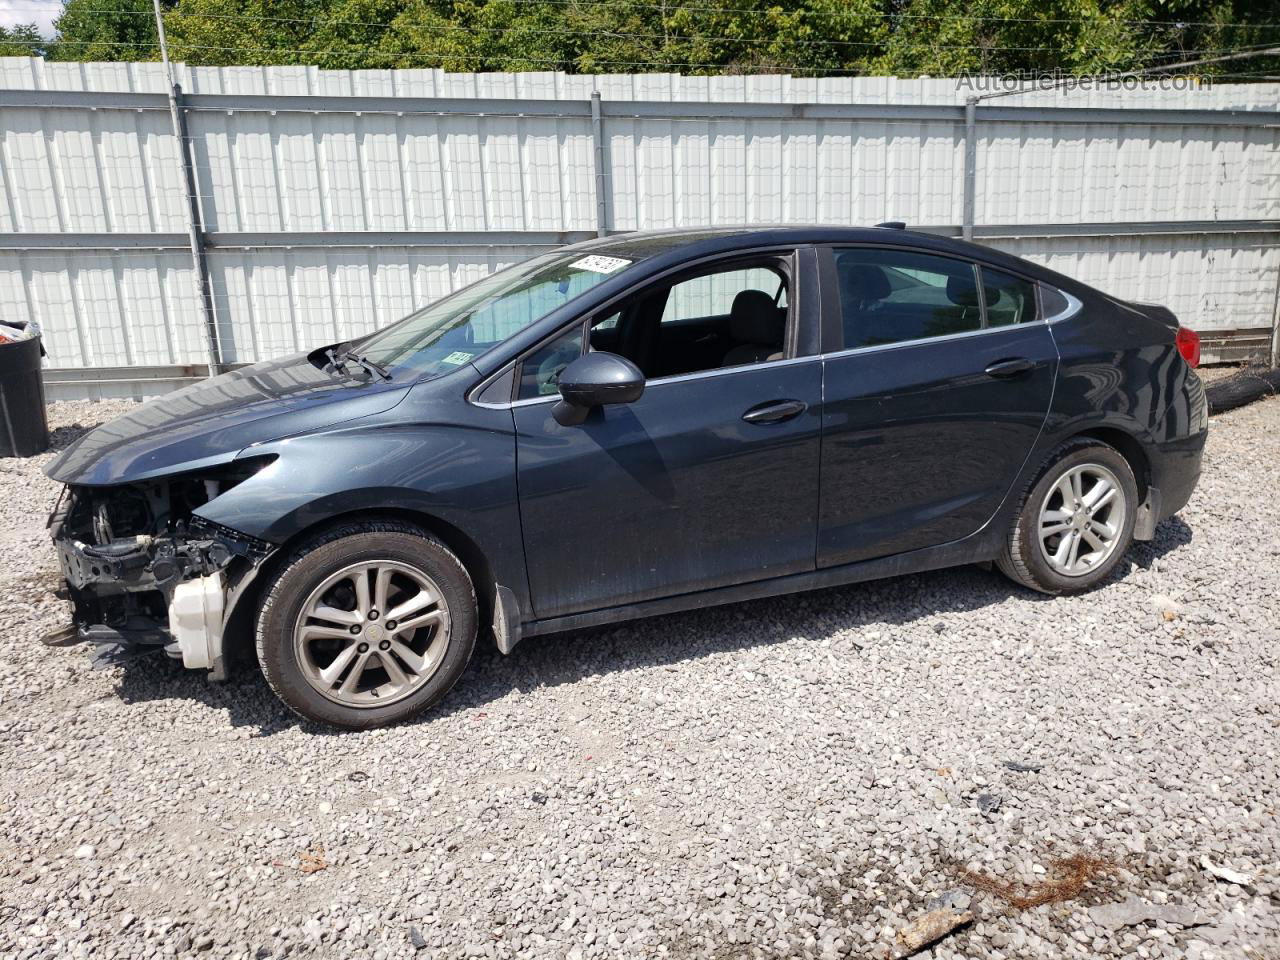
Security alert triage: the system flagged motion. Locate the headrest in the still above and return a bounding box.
[840,264,891,304]
[945,275,1004,309]
[946,275,980,307]
[729,290,784,345]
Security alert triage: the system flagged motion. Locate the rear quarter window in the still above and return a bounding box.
[1039,285,1072,321]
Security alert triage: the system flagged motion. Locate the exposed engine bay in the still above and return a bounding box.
[46,457,277,677]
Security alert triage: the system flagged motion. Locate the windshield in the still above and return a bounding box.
[352,251,634,378]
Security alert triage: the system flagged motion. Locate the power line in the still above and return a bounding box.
[5,5,1280,55]
[5,36,1275,73]
[971,43,1280,101]
[0,39,868,74]
[5,0,1280,31]
[5,12,915,55]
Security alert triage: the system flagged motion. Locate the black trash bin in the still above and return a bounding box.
[0,333,50,458]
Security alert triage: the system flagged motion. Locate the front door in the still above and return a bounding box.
[818,246,1057,567]
[514,253,822,620]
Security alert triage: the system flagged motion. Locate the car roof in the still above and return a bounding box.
[459,223,1095,379]
[560,225,1081,292]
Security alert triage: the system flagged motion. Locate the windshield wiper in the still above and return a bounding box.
[323,345,392,382]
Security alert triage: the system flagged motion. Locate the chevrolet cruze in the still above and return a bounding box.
[44,226,1207,728]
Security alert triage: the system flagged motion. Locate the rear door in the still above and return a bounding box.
[818,246,1057,567]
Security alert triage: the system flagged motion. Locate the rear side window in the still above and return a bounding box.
[834,249,981,349]
[982,267,1038,327]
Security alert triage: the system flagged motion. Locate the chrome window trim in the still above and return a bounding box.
[816,313,1052,362]
[471,382,517,409]
[502,353,820,409]
[468,264,1083,411]
[475,305,1066,409]
[1042,287,1084,324]
[469,246,806,411]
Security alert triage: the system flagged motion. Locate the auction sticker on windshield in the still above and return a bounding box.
[570,255,631,274]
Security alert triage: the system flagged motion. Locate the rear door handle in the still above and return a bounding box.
[742,399,807,424]
[985,357,1035,379]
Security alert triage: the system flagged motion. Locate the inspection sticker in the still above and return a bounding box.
[570,255,632,274]
[440,351,475,365]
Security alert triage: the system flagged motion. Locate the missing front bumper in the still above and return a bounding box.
[49,514,271,680]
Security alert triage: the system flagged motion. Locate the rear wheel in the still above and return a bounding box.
[998,441,1138,594]
[256,521,477,729]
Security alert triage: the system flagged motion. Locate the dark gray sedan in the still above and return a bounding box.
[44,226,1207,728]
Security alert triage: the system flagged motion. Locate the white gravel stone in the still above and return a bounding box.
[0,394,1278,959]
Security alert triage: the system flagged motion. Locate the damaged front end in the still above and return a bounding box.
[45,457,277,678]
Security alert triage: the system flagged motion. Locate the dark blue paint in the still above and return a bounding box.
[190,385,532,615]
[1036,291,1207,518]
[45,226,1206,640]
[46,351,410,485]
[514,360,823,619]
[819,322,1057,565]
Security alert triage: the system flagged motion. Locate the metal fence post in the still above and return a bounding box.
[590,91,609,238]
[153,0,222,375]
[1270,267,1280,368]
[962,97,977,242]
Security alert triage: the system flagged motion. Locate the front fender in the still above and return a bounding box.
[193,418,525,609]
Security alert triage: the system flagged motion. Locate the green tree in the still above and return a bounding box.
[873,0,1279,78]
[35,0,1280,80]
[48,0,159,62]
[0,23,45,57]
[164,0,323,66]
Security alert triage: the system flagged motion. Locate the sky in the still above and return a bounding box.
[0,0,60,36]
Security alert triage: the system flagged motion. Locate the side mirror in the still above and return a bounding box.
[553,352,645,426]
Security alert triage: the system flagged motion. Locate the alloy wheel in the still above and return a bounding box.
[1036,463,1127,578]
[292,560,451,707]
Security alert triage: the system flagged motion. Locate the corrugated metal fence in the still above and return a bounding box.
[0,57,1277,398]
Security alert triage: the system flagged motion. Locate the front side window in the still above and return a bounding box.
[598,260,791,380]
[660,266,785,324]
[514,256,794,400]
[517,324,585,399]
[354,251,633,379]
[835,248,981,350]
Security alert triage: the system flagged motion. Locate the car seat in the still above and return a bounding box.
[722,290,786,366]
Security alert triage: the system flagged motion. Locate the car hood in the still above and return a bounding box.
[46,352,412,486]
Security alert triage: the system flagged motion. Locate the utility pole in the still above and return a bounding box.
[962,97,976,242]
[590,92,609,238]
[1269,265,1280,368]
[153,0,222,376]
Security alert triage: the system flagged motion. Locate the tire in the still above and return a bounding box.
[997,440,1139,595]
[255,520,477,729]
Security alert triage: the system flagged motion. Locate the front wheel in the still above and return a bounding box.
[997,441,1138,595]
[255,521,477,729]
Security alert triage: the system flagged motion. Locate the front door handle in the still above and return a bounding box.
[742,399,807,424]
[985,357,1035,379]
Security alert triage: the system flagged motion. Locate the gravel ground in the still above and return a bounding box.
[1,394,1277,960]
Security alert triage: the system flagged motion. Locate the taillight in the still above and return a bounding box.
[1176,326,1201,368]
